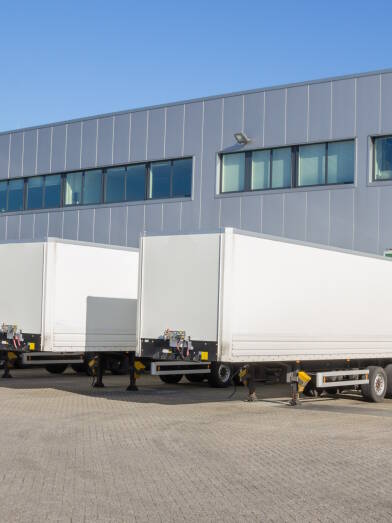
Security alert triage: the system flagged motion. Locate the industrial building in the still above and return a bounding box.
[0,69,392,254]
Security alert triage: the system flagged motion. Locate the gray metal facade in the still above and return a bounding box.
[1,69,392,254]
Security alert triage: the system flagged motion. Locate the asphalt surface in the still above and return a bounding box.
[1,368,392,522]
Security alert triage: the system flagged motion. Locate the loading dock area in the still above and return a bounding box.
[2,368,392,522]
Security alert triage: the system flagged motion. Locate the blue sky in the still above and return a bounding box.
[1,0,392,131]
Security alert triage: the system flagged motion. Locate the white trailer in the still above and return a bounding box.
[0,238,138,380]
[137,228,392,401]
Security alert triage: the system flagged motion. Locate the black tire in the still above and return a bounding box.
[207,362,232,388]
[327,387,338,395]
[45,364,68,374]
[384,364,392,398]
[185,374,206,383]
[361,366,387,403]
[159,374,183,384]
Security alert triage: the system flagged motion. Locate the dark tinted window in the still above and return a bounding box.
[8,179,24,211]
[0,181,7,212]
[149,162,171,199]
[44,175,61,208]
[126,164,146,201]
[83,170,102,205]
[172,158,192,197]
[27,176,44,209]
[105,167,126,203]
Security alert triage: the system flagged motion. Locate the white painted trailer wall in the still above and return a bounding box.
[0,239,139,353]
[138,229,392,363]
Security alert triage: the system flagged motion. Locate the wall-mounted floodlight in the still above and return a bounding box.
[234,132,251,145]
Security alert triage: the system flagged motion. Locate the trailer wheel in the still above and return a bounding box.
[384,364,392,398]
[208,363,232,388]
[185,374,205,383]
[45,364,68,374]
[361,366,387,402]
[159,374,183,384]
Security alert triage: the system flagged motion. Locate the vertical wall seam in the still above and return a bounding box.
[220,98,224,151]
[32,214,36,240]
[128,113,132,162]
[354,78,357,136]
[46,213,49,240]
[330,81,333,139]
[282,193,285,236]
[241,95,245,133]
[179,201,183,231]
[64,124,68,170]
[379,74,382,133]
[284,89,287,145]
[79,121,83,169]
[61,211,65,238]
[198,101,205,230]
[7,135,11,179]
[163,108,167,158]
[181,105,186,157]
[18,215,21,240]
[49,127,53,173]
[306,84,310,142]
[145,111,149,161]
[21,132,25,177]
[262,92,266,147]
[5,216,7,240]
[94,120,98,167]
[34,130,38,175]
[111,116,115,165]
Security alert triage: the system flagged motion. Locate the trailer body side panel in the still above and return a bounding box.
[0,242,44,334]
[138,234,220,348]
[222,231,392,362]
[42,242,138,352]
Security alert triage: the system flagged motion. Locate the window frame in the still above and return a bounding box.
[219,139,355,194]
[147,158,193,200]
[372,135,392,183]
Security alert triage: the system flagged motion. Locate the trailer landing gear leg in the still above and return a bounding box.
[126,352,138,392]
[2,352,12,379]
[93,355,105,388]
[245,365,257,401]
[289,367,300,407]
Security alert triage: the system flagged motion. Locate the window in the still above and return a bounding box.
[126,164,146,201]
[252,150,270,190]
[105,167,126,203]
[147,159,192,200]
[298,143,326,186]
[149,162,171,199]
[27,176,44,210]
[219,140,354,194]
[0,181,7,212]
[221,153,245,193]
[8,179,24,211]
[374,136,392,181]
[0,156,191,213]
[65,172,82,205]
[271,148,291,188]
[44,175,61,208]
[172,158,192,197]
[328,141,354,184]
[83,170,102,205]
